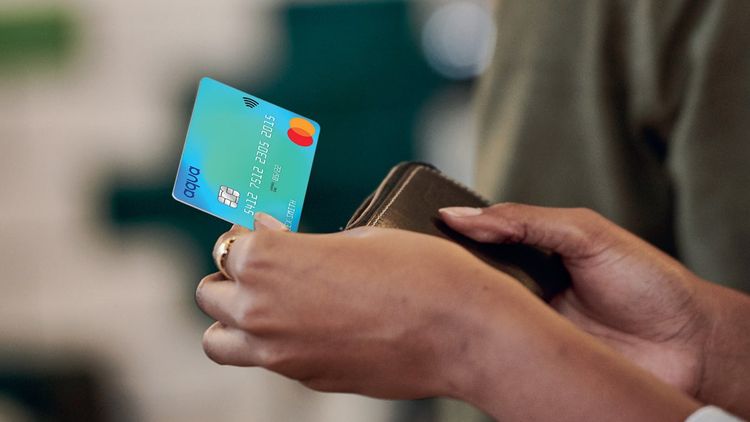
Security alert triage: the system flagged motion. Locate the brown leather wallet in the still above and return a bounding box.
[345,162,570,300]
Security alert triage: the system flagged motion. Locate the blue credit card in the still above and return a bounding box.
[172,77,320,231]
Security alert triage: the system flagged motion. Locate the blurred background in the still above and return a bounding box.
[0,0,496,420]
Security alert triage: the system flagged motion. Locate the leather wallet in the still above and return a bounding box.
[345,162,570,300]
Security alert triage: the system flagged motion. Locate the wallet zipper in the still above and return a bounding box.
[345,161,491,229]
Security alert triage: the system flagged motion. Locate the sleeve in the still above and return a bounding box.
[667,0,750,291]
[685,406,745,422]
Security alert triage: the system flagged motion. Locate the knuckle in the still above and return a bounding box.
[232,297,276,334]
[238,235,260,269]
[482,203,527,243]
[234,299,260,329]
[245,318,276,336]
[255,344,289,371]
[569,208,599,232]
[241,231,261,255]
[570,207,602,223]
[566,208,611,256]
[235,233,276,276]
[503,220,530,244]
[569,208,606,236]
[486,202,520,215]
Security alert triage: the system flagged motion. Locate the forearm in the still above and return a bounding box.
[698,280,750,418]
[449,281,701,421]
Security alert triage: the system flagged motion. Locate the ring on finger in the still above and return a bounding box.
[213,236,237,279]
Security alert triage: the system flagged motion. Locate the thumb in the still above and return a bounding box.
[439,203,611,260]
[253,212,290,232]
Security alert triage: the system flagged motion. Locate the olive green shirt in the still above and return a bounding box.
[475,0,750,292]
[433,1,750,420]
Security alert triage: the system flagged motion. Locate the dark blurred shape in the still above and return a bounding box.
[0,360,120,422]
[0,8,76,70]
[245,0,447,232]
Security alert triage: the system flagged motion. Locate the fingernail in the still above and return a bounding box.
[439,207,483,217]
[254,212,289,231]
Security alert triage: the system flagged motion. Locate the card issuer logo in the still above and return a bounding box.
[183,166,201,198]
[218,186,239,208]
[287,117,316,147]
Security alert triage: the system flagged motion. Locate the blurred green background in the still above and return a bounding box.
[0,1,494,421]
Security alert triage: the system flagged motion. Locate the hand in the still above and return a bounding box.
[441,203,750,417]
[441,204,709,392]
[196,212,702,421]
[195,213,534,399]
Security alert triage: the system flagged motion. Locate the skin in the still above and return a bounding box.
[440,204,750,417]
[196,206,750,420]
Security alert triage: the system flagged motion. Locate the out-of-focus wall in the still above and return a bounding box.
[0,1,394,420]
[0,0,495,420]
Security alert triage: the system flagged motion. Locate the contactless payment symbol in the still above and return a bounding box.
[287,117,316,147]
[218,186,240,208]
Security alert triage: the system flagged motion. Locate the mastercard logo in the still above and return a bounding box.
[287,117,316,147]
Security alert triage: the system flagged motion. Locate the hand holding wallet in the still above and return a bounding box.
[345,162,570,300]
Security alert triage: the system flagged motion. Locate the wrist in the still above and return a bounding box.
[442,268,702,421]
[438,268,563,413]
[431,268,539,402]
[694,280,750,418]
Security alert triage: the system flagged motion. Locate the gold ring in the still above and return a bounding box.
[214,236,237,279]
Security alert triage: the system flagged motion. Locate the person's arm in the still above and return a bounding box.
[441,203,750,418]
[452,272,701,422]
[698,282,750,416]
[195,213,702,421]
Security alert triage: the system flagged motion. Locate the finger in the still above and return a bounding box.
[222,223,297,282]
[439,203,611,260]
[195,272,242,325]
[254,212,289,232]
[231,224,252,233]
[202,321,261,366]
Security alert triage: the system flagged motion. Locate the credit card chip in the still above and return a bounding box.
[218,186,240,208]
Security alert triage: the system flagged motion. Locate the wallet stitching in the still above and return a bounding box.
[421,166,490,205]
[349,165,404,228]
[369,165,490,226]
[369,166,422,226]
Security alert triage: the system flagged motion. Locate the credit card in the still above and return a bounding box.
[172,77,320,231]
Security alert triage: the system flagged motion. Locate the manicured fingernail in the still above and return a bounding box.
[439,207,483,217]
[254,212,289,231]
